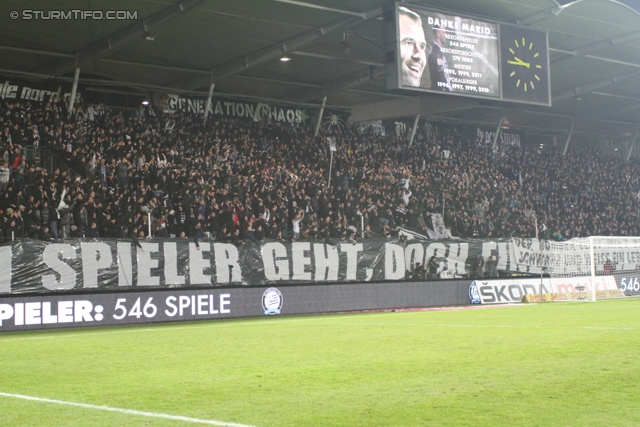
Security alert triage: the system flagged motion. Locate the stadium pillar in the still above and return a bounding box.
[328,149,334,189]
[68,67,80,118]
[625,123,639,162]
[408,115,420,147]
[203,82,215,124]
[491,117,504,152]
[562,122,574,156]
[314,96,327,137]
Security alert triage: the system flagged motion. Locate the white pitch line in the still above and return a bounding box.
[0,392,259,427]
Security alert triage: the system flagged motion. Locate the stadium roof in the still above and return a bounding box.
[2,0,640,139]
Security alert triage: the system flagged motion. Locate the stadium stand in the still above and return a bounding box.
[1,97,639,244]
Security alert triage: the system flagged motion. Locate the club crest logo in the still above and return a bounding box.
[262,287,283,315]
[469,281,481,304]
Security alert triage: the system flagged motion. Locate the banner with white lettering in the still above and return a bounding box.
[2,237,471,294]
[0,77,81,104]
[476,126,522,147]
[154,93,311,125]
[1,237,637,295]
[509,237,640,276]
[357,120,385,136]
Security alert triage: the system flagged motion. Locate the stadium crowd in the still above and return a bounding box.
[0,96,639,244]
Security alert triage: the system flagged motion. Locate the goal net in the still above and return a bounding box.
[541,236,640,301]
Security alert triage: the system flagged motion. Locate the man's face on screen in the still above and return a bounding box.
[399,13,426,87]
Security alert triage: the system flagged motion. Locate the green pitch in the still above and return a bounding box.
[1,299,639,427]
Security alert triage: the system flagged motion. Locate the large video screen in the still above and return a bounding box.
[395,5,499,96]
[386,3,551,106]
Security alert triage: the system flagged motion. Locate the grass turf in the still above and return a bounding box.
[1,299,639,427]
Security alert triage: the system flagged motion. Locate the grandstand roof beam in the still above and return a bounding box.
[0,67,344,108]
[596,118,639,126]
[553,70,640,102]
[101,59,210,74]
[175,6,383,91]
[0,67,208,95]
[610,103,640,115]
[348,89,405,98]
[521,109,574,120]
[550,30,640,65]
[516,5,564,26]
[571,95,640,125]
[45,0,207,76]
[272,0,369,18]
[324,66,386,98]
[352,97,482,122]
[546,99,639,125]
[591,91,640,101]
[551,48,640,70]
[488,108,571,132]
[0,44,393,90]
[235,75,321,88]
[218,75,404,99]
[0,44,215,75]
[281,66,385,103]
[0,45,74,58]
[292,51,385,67]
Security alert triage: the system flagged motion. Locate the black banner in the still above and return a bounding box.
[0,280,473,331]
[1,237,516,294]
[476,126,523,147]
[155,93,312,125]
[0,76,81,104]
